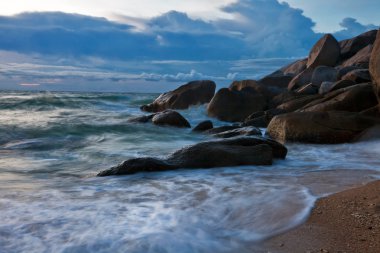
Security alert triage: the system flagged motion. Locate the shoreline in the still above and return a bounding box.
[262,180,380,253]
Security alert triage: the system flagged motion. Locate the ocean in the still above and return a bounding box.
[0,91,379,253]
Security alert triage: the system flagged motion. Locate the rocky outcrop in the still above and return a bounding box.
[152,110,191,128]
[267,111,379,144]
[212,126,261,138]
[319,80,356,94]
[307,34,340,68]
[141,80,216,112]
[370,29,380,106]
[97,137,288,176]
[342,69,371,83]
[301,83,377,113]
[242,108,287,128]
[340,29,378,60]
[192,120,213,132]
[342,44,373,68]
[207,88,267,122]
[277,94,322,112]
[288,68,314,91]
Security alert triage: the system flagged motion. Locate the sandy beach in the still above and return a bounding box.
[263,180,380,253]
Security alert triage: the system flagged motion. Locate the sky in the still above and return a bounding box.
[0,0,378,92]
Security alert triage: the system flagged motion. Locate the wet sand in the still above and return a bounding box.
[263,180,380,253]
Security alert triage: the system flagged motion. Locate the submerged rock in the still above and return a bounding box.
[212,126,261,138]
[192,120,213,132]
[97,137,288,176]
[141,80,216,112]
[152,110,191,128]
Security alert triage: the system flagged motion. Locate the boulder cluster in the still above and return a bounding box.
[99,30,380,177]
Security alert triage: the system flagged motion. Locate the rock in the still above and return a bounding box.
[242,109,287,128]
[258,73,294,93]
[205,125,240,135]
[267,111,379,144]
[336,66,362,79]
[340,30,378,60]
[98,136,289,176]
[307,34,340,68]
[152,110,191,128]
[301,83,378,113]
[296,83,319,95]
[192,120,213,132]
[207,88,267,122]
[342,69,371,83]
[127,114,154,123]
[354,125,380,142]
[288,68,314,91]
[342,44,373,68]
[212,126,261,138]
[311,66,338,87]
[370,29,380,106]
[270,91,305,108]
[327,80,356,93]
[360,105,380,118]
[277,94,322,112]
[141,80,216,112]
[229,80,272,98]
[319,82,335,95]
[281,58,308,76]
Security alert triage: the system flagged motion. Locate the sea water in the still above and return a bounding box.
[0,91,379,253]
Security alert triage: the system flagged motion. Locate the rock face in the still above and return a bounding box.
[141,80,216,112]
[277,94,322,112]
[342,69,371,83]
[370,29,380,106]
[342,44,373,68]
[307,34,340,68]
[267,111,379,144]
[192,120,213,132]
[97,137,288,176]
[288,68,314,91]
[152,110,191,128]
[311,66,338,87]
[207,88,267,122]
[340,29,378,60]
[301,83,378,113]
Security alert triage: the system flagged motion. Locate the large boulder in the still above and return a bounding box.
[192,120,213,132]
[307,34,340,68]
[340,29,378,60]
[229,80,272,98]
[370,29,380,106]
[342,44,373,68]
[97,137,288,176]
[341,69,371,83]
[288,68,314,91]
[319,80,356,94]
[141,80,216,112]
[152,110,191,128]
[207,88,267,122]
[267,111,379,144]
[301,83,378,113]
[277,94,322,112]
[311,66,338,87]
[212,126,261,138]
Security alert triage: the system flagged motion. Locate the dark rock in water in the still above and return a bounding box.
[97,136,288,176]
[127,114,154,123]
[370,29,380,108]
[212,126,261,138]
[192,120,213,132]
[307,34,340,68]
[342,69,371,83]
[340,29,377,61]
[311,66,338,87]
[301,83,377,113]
[354,125,380,142]
[207,88,267,122]
[205,125,241,135]
[152,110,191,128]
[267,111,380,144]
[243,108,287,128]
[288,68,314,91]
[342,44,373,68]
[141,80,216,112]
[97,158,177,177]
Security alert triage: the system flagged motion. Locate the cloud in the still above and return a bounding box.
[139,69,239,82]
[334,17,378,40]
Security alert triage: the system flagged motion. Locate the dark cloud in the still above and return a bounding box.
[334,17,378,40]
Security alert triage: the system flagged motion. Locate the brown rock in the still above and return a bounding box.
[141,80,216,112]
[152,110,191,128]
[267,111,379,144]
[342,44,373,68]
[319,82,335,95]
[192,120,213,132]
[296,83,319,95]
[311,66,338,87]
[336,66,363,79]
[340,29,378,60]
[207,88,267,122]
[212,126,261,138]
[328,80,356,93]
[277,94,322,112]
[288,68,314,91]
[281,58,308,76]
[301,83,377,113]
[342,69,371,83]
[307,34,340,68]
[369,29,380,106]
[229,80,272,97]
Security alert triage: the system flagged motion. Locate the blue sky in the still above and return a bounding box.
[0,0,378,92]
